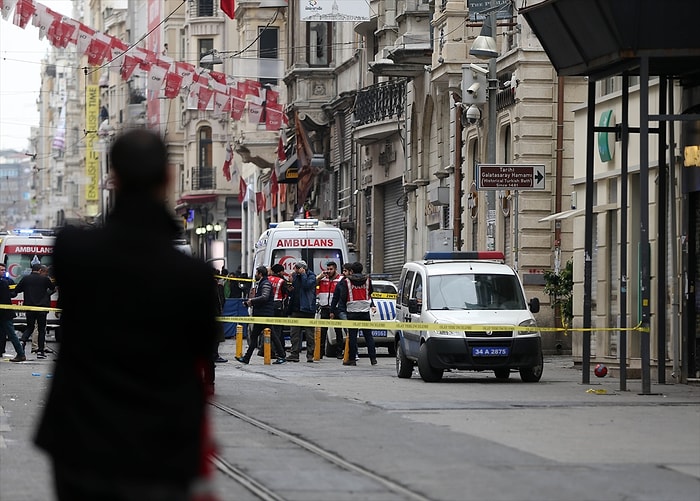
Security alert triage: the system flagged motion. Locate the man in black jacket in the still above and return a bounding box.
[236,265,284,364]
[34,129,220,501]
[14,262,56,359]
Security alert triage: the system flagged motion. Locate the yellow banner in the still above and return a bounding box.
[85,85,100,204]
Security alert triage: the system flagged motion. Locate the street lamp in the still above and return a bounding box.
[470,11,499,251]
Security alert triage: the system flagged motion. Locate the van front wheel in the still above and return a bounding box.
[519,352,544,382]
[418,343,444,382]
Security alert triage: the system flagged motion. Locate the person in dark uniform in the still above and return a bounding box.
[34,129,220,501]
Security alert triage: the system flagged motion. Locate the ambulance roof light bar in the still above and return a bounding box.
[423,251,505,262]
[293,218,320,228]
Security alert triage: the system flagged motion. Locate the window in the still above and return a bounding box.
[199,126,212,168]
[199,38,214,71]
[259,27,279,87]
[308,22,331,66]
[196,127,214,189]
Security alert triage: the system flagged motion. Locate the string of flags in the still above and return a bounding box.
[0,0,289,126]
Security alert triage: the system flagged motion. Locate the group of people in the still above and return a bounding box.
[0,262,56,362]
[234,259,379,367]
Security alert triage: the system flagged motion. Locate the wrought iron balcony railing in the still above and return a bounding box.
[354,79,407,126]
[192,166,216,190]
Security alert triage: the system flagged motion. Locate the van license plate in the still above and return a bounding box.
[371,330,387,337]
[472,347,509,357]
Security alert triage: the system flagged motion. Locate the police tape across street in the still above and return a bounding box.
[0,304,648,334]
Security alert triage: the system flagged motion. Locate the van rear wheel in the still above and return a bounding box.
[417,343,443,382]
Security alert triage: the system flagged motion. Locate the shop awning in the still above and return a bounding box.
[538,208,584,223]
[176,194,218,205]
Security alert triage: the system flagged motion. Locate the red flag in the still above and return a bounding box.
[271,169,278,196]
[238,177,247,203]
[265,102,283,131]
[277,135,285,162]
[120,54,140,81]
[255,192,266,213]
[222,143,233,182]
[86,33,112,66]
[220,0,235,19]
[163,72,183,99]
[13,0,36,29]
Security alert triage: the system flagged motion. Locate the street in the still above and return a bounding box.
[2,339,699,501]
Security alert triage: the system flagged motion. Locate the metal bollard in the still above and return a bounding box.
[314,326,321,360]
[236,324,243,358]
[343,331,350,363]
[263,328,271,365]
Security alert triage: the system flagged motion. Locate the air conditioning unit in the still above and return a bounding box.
[428,186,450,206]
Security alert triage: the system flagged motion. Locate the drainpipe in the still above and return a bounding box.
[554,76,565,275]
[454,98,463,250]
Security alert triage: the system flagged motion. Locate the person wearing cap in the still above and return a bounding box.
[268,263,290,361]
[286,260,317,362]
[315,260,342,358]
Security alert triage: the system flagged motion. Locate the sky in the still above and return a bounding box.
[0,1,73,152]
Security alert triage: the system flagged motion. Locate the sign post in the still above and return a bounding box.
[476,164,546,274]
[477,164,546,190]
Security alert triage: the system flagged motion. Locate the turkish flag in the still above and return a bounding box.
[238,177,247,204]
[220,0,235,19]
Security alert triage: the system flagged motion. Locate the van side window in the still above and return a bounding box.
[398,270,414,307]
[411,274,423,308]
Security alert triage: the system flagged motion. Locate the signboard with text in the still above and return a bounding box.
[477,164,546,190]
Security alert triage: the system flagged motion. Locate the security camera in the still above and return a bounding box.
[467,82,480,94]
[464,105,481,125]
[469,63,488,75]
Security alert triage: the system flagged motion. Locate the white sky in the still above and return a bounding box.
[0,1,73,152]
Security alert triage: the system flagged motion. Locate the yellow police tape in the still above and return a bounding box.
[0,304,649,333]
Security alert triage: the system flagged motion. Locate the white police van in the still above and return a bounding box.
[393,251,543,382]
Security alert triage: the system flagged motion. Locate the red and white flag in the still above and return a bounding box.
[238,177,247,204]
[222,143,233,182]
[13,0,35,28]
[163,71,183,99]
[247,95,264,124]
[255,191,266,213]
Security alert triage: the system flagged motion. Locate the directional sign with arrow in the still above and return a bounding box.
[476,164,546,190]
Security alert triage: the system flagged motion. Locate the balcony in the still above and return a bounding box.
[192,166,216,190]
[353,79,407,144]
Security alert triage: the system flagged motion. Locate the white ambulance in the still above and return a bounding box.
[252,219,351,278]
[0,229,60,334]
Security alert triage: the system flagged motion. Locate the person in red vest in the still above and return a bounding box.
[268,263,290,362]
[315,260,343,358]
[342,261,378,366]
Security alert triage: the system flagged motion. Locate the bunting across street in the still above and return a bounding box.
[0,0,288,130]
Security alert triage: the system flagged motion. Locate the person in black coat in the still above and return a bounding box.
[14,262,56,359]
[34,129,220,501]
[235,265,283,364]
